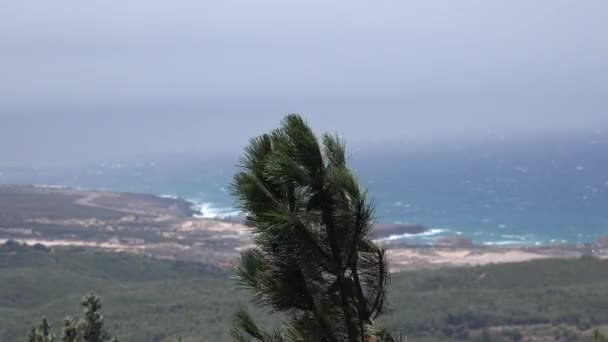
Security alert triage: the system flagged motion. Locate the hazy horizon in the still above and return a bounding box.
[2,0,607,165]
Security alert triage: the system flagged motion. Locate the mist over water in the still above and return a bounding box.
[3,133,607,246]
[2,1,608,166]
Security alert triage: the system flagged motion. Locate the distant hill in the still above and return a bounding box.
[3,242,608,341]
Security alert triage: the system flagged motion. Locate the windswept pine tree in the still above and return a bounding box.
[28,316,55,342]
[27,293,118,342]
[231,114,390,342]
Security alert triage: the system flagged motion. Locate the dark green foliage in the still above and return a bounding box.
[1,243,247,341]
[381,258,608,340]
[6,243,608,341]
[230,114,389,342]
[475,329,491,342]
[28,293,117,342]
[593,329,608,342]
[500,329,522,341]
[28,316,55,342]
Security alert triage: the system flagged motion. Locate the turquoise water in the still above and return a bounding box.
[2,136,607,245]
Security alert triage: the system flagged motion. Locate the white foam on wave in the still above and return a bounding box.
[34,184,69,189]
[500,234,527,240]
[156,194,242,219]
[189,199,241,219]
[483,240,529,246]
[483,238,543,246]
[158,194,179,200]
[382,228,447,241]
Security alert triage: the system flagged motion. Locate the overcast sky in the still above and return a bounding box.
[1,0,607,165]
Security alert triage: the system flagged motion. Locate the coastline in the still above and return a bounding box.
[1,184,606,272]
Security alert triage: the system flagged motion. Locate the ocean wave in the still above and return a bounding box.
[155,194,242,219]
[500,234,528,240]
[158,194,179,200]
[188,199,241,219]
[381,228,448,241]
[34,184,69,189]
[483,240,536,246]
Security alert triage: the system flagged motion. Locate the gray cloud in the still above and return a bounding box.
[1,0,607,165]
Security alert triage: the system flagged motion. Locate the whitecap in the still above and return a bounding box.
[188,199,241,219]
[500,234,526,240]
[34,184,68,189]
[381,228,447,241]
[483,240,528,246]
[158,194,179,200]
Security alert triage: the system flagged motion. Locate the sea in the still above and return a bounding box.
[2,133,607,246]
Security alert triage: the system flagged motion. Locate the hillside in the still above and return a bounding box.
[3,242,608,341]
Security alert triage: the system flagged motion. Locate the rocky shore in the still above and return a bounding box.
[1,185,606,271]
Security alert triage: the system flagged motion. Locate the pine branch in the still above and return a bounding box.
[230,114,389,342]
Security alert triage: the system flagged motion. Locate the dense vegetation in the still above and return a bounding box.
[386,257,608,341]
[230,114,389,341]
[0,242,249,342]
[4,242,608,341]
